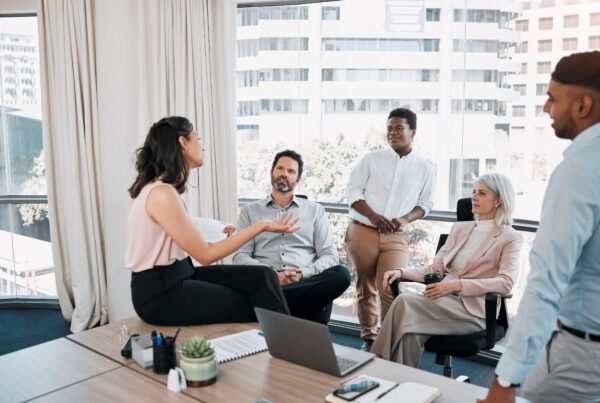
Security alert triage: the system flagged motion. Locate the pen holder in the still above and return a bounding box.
[153,337,177,374]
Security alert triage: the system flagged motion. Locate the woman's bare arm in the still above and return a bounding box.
[146,185,298,266]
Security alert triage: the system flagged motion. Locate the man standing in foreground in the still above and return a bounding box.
[479,52,600,403]
[346,108,435,351]
[233,150,351,324]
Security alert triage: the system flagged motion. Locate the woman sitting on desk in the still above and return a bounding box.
[125,116,298,326]
[370,173,523,367]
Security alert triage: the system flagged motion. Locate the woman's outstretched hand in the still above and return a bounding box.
[262,212,301,233]
[382,269,403,292]
[223,225,235,237]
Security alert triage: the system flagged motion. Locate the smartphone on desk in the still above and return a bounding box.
[333,376,379,401]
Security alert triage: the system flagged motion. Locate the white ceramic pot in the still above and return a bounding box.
[179,353,218,387]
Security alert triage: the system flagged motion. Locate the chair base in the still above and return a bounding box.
[436,354,454,378]
[435,353,471,382]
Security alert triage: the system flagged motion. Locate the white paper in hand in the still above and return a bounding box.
[191,217,229,244]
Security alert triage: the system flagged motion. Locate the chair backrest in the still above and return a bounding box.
[435,198,472,253]
[456,198,474,222]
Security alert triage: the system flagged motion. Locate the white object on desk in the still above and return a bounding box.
[131,333,153,369]
[326,375,440,403]
[167,367,187,392]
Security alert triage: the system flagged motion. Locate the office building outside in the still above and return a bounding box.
[235,0,600,218]
[235,0,600,322]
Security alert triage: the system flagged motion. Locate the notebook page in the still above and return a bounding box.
[211,330,267,363]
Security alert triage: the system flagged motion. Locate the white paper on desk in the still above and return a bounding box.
[210,329,267,363]
[191,217,229,244]
[325,375,440,403]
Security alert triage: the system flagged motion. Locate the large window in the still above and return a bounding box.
[563,14,578,28]
[538,17,553,30]
[425,8,440,22]
[235,0,599,325]
[515,19,529,31]
[537,61,552,74]
[0,15,55,299]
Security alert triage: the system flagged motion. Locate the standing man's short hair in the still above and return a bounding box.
[551,51,600,92]
[388,108,417,130]
[271,149,304,178]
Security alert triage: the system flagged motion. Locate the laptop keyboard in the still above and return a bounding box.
[336,356,359,372]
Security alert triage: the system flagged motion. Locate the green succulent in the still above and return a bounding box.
[181,336,214,358]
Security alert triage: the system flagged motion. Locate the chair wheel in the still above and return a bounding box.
[455,375,470,383]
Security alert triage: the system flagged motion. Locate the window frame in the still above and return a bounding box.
[0,9,57,304]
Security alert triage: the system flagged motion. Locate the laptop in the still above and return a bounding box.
[255,307,375,376]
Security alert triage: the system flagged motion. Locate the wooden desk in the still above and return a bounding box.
[118,320,528,403]
[67,316,249,364]
[29,367,198,403]
[181,353,527,403]
[0,338,119,402]
[41,317,529,403]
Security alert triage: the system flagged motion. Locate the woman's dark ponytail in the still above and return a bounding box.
[128,116,193,198]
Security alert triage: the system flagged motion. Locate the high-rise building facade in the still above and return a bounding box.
[506,0,600,217]
[0,32,38,106]
[236,0,521,211]
[236,0,600,218]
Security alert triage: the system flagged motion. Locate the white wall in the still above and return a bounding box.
[94,0,143,321]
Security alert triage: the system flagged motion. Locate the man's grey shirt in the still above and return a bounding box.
[232,194,339,277]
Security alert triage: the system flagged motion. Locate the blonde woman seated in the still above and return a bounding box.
[370,173,523,367]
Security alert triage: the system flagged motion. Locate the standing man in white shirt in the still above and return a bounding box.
[346,108,435,351]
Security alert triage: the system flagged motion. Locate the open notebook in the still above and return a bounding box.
[210,330,267,363]
[325,375,440,403]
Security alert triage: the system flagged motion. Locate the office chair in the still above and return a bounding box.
[294,194,334,324]
[391,197,512,380]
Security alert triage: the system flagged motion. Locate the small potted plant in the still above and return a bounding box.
[179,336,218,386]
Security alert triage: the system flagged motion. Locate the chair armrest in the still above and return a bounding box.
[391,278,423,298]
[484,292,512,349]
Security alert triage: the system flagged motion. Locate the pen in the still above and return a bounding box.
[375,383,398,401]
[171,328,181,345]
[156,332,164,346]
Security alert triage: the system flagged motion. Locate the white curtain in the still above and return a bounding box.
[37,0,108,332]
[136,0,238,222]
[36,0,239,323]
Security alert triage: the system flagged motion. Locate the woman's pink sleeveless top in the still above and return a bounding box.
[125,181,187,272]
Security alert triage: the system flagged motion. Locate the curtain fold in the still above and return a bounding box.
[136,0,238,225]
[37,0,108,332]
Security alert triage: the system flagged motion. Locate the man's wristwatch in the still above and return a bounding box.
[496,376,520,388]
